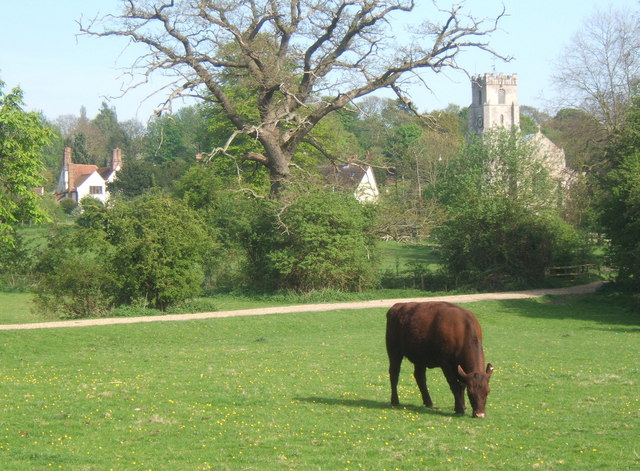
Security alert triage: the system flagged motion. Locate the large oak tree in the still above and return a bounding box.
[81,0,505,196]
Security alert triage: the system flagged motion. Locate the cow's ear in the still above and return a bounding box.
[486,363,494,377]
[457,365,469,380]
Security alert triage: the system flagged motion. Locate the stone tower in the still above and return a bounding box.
[468,73,520,134]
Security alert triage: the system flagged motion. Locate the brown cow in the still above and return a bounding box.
[386,301,493,418]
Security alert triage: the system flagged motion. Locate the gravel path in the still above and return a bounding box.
[0,282,603,331]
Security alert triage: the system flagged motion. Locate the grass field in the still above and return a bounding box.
[1,294,638,470]
[379,241,441,271]
[0,292,41,324]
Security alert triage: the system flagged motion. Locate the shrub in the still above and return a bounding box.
[0,232,37,291]
[434,128,593,290]
[175,169,259,293]
[103,193,219,310]
[33,225,114,318]
[246,191,380,292]
[59,198,78,215]
[437,205,592,289]
[35,193,220,316]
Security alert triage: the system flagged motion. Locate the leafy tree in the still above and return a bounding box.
[543,108,609,169]
[346,96,418,182]
[400,111,464,199]
[0,232,37,290]
[435,129,591,288]
[600,152,640,290]
[151,160,193,191]
[560,171,598,230]
[197,100,270,192]
[599,97,640,291]
[39,120,66,179]
[108,159,193,198]
[246,191,379,291]
[119,118,147,161]
[520,105,552,127]
[71,132,92,164]
[107,160,156,198]
[519,114,538,135]
[173,164,222,211]
[437,200,590,289]
[145,112,194,163]
[71,106,109,165]
[339,100,463,241]
[81,1,506,196]
[93,102,128,160]
[0,80,53,248]
[50,104,143,169]
[438,129,557,213]
[430,108,466,140]
[385,121,423,172]
[347,97,398,153]
[59,198,78,215]
[174,165,263,291]
[298,109,362,167]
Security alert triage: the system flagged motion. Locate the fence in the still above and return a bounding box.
[546,264,597,278]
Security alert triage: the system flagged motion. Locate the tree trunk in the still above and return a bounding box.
[269,163,290,197]
[257,131,292,198]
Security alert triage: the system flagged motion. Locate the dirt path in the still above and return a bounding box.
[0,282,603,331]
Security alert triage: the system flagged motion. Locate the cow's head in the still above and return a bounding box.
[457,363,493,418]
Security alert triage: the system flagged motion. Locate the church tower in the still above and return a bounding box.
[468,73,520,134]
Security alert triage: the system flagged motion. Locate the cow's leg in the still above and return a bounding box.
[388,353,402,406]
[443,366,466,415]
[413,364,433,408]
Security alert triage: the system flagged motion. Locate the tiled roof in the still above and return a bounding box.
[69,164,99,191]
[320,164,367,189]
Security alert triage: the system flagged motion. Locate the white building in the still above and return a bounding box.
[467,72,569,182]
[321,164,380,203]
[468,72,520,134]
[55,147,122,204]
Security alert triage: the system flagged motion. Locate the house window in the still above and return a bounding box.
[498,89,506,104]
[89,186,103,195]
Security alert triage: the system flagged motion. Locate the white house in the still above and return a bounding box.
[55,147,122,204]
[321,164,380,203]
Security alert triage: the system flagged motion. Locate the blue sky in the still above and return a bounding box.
[0,0,636,123]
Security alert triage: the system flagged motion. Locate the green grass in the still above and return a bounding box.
[17,225,52,249]
[1,294,638,470]
[379,240,441,272]
[0,292,43,324]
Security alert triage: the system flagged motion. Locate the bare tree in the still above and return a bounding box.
[553,6,640,134]
[80,0,505,196]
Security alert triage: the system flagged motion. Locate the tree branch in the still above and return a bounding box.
[80,1,508,196]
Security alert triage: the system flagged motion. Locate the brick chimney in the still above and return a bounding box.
[111,148,123,171]
[62,147,72,191]
[63,147,72,168]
